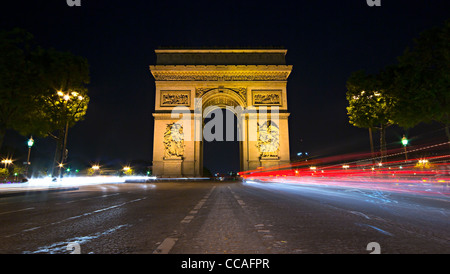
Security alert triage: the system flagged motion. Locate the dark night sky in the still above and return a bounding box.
[1,0,449,174]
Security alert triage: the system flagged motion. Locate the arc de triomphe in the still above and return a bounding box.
[149,49,292,177]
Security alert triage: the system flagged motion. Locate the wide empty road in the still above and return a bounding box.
[0,180,448,254]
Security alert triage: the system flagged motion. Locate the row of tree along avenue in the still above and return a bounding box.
[346,20,449,158]
[0,28,90,178]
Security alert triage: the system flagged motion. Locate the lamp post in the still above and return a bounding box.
[25,136,34,178]
[1,159,12,169]
[52,90,85,178]
[401,135,409,162]
[92,165,100,176]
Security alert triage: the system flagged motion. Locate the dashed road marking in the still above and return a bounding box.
[181,215,195,224]
[155,186,216,254]
[153,237,178,254]
[0,207,35,216]
[228,186,247,209]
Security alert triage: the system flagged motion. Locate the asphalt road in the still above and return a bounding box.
[0,180,448,254]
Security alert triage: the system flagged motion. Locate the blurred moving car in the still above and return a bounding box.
[213,172,239,181]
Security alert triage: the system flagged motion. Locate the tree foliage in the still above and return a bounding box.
[0,28,41,149]
[0,28,90,153]
[346,69,396,155]
[346,20,450,153]
[392,20,450,140]
[23,48,90,137]
[393,20,449,127]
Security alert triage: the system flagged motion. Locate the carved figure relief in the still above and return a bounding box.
[163,123,185,158]
[252,90,282,106]
[256,120,280,158]
[160,91,190,106]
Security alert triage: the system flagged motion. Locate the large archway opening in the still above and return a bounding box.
[200,89,245,176]
[202,108,240,176]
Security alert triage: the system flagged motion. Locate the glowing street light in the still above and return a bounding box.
[401,135,408,161]
[52,90,87,178]
[1,159,13,168]
[401,136,408,146]
[25,136,34,177]
[90,165,101,176]
[27,136,34,148]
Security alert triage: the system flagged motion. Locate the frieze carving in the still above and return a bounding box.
[160,90,190,107]
[152,71,290,81]
[252,90,282,106]
[195,87,247,104]
[256,120,280,158]
[163,123,185,158]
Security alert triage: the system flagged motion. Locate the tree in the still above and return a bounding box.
[0,28,41,150]
[346,70,397,159]
[32,49,90,177]
[392,20,450,143]
[0,29,91,171]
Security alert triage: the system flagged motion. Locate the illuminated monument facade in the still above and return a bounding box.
[150,49,292,177]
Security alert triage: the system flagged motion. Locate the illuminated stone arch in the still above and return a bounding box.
[150,49,292,177]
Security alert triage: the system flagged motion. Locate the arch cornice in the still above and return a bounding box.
[149,65,292,81]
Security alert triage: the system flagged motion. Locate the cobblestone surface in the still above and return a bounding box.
[172,186,269,254]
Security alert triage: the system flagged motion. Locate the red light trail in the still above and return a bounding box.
[240,141,450,196]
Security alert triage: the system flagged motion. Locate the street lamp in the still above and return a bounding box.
[52,90,86,178]
[401,135,408,161]
[27,136,34,148]
[25,136,34,178]
[1,159,13,168]
[91,165,100,175]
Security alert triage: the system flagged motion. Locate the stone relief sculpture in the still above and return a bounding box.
[163,123,185,158]
[160,91,190,106]
[256,120,280,158]
[253,91,281,105]
[162,94,189,105]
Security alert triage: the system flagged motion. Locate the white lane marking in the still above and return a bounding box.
[4,197,146,238]
[52,198,146,224]
[193,201,205,210]
[60,193,120,204]
[237,199,246,206]
[182,186,216,223]
[228,186,247,208]
[0,207,35,216]
[349,211,371,220]
[180,215,195,224]
[23,224,130,254]
[153,237,178,254]
[156,186,216,254]
[356,223,394,236]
